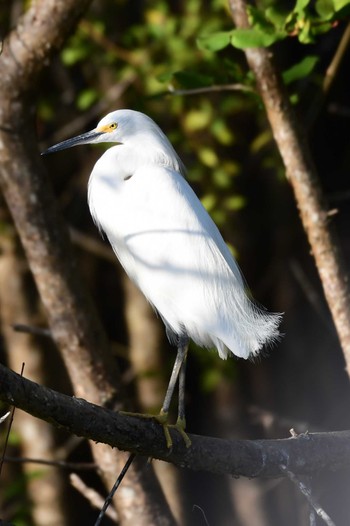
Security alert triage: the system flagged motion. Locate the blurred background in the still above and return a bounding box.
[1,0,350,525]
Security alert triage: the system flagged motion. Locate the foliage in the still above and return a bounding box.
[198,0,350,50]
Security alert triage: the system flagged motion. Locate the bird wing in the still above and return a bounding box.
[88,163,280,359]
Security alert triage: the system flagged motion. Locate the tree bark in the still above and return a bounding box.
[0,231,69,526]
[1,362,350,479]
[228,0,350,377]
[0,2,175,524]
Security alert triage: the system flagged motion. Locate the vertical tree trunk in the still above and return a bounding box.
[0,2,176,524]
[0,230,69,526]
[229,0,350,377]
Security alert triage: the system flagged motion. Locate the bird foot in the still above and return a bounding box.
[120,410,191,448]
[167,416,192,448]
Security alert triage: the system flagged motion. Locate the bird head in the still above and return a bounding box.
[41,110,127,155]
[42,109,186,175]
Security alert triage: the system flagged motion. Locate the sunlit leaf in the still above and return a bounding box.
[334,0,350,10]
[295,0,311,14]
[298,18,313,43]
[212,119,234,145]
[201,193,217,212]
[184,109,212,131]
[198,147,219,167]
[77,89,98,110]
[61,46,88,65]
[315,0,336,19]
[251,129,273,153]
[224,195,246,211]
[265,6,288,28]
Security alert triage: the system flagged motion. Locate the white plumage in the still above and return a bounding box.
[43,109,281,445]
[45,109,281,361]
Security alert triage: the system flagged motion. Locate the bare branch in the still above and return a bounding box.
[94,454,135,526]
[3,456,96,471]
[70,473,119,523]
[12,323,52,339]
[280,466,336,526]
[0,363,24,477]
[167,82,255,96]
[0,412,11,425]
[1,362,350,479]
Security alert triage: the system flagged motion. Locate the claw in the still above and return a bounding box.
[120,410,191,448]
[168,417,192,448]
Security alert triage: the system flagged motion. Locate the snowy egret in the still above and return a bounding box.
[43,109,281,447]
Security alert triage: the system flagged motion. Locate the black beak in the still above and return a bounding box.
[41,129,105,155]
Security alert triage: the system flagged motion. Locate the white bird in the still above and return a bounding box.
[43,109,281,446]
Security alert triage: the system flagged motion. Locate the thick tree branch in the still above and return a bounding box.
[1,362,350,478]
[1,0,92,94]
[229,0,350,377]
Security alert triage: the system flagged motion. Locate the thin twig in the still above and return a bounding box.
[289,259,332,328]
[0,412,10,425]
[309,509,317,526]
[69,227,116,264]
[192,505,210,526]
[12,323,52,338]
[94,453,136,526]
[3,456,97,470]
[280,465,336,526]
[70,473,118,522]
[80,20,142,66]
[0,363,25,477]
[168,82,255,96]
[306,22,350,128]
[43,76,137,146]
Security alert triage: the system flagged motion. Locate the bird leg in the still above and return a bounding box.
[172,344,191,447]
[158,339,191,448]
[120,338,191,448]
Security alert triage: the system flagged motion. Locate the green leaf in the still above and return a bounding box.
[282,55,319,84]
[265,6,288,28]
[201,193,217,212]
[315,0,336,19]
[198,147,219,168]
[295,0,312,14]
[311,21,334,36]
[334,0,350,10]
[224,195,246,211]
[298,18,313,43]
[61,46,88,66]
[247,6,274,31]
[77,89,98,110]
[157,71,174,83]
[197,31,232,52]
[184,109,212,131]
[230,28,285,49]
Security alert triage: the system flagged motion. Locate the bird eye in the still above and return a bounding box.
[109,123,117,130]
